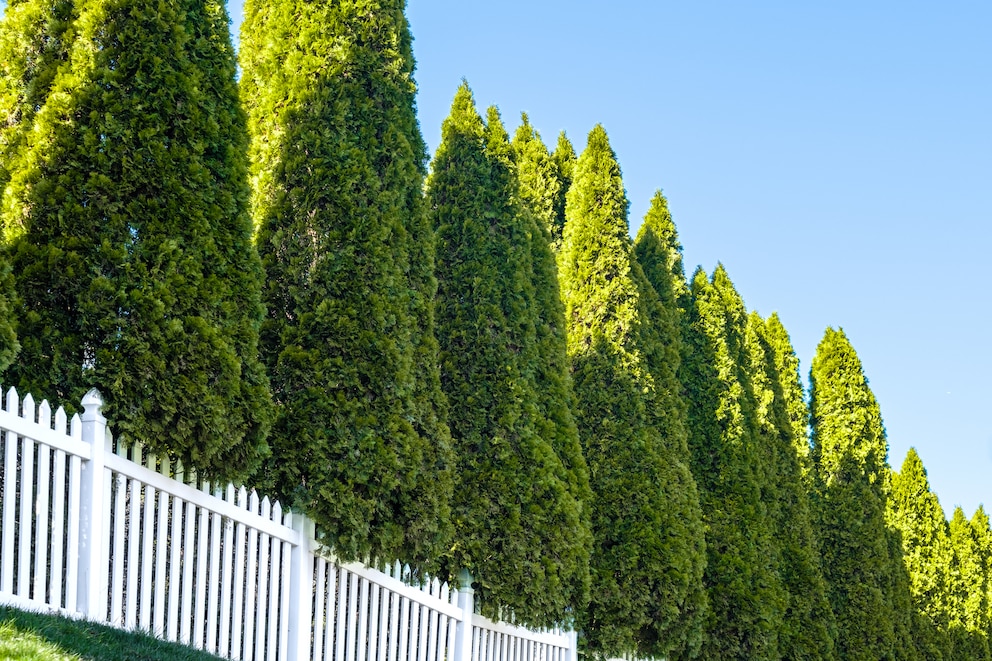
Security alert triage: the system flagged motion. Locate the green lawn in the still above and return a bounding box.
[0,605,226,661]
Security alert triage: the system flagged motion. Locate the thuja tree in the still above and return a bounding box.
[1,0,271,480]
[888,448,954,656]
[629,192,709,658]
[948,507,991,659]
[680,265,786,661]
[0,0,81,372]
[426,86,590,626]
[810,327,903,659]
[763,313,815,480]
[746,311,836,660]
[560,125,707,658]
[511,114,561,244]
[240,0,453,567]
[549,131,575,250]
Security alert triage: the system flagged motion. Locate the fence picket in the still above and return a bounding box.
[243,491,261,661]
[220,485,235,657]
[278,508,292,661]
[254,497,271,661]
[153,457,170,636]
[194,482,210,649]
[206,493,222,653]
[17,393,33,598]
[125,444,142,629]
[167,465,185,643]
[140,453,156,631]
[314,557,328,661]
[50,442,66,609]
[267,501,283,660]
[64,412,81,613]
[231,487,249,660]
[180,491,196,645]
[2,392,15,594]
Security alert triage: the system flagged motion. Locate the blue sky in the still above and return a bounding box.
[4,1,990,517]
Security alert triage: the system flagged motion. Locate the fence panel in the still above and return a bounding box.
[0,388,578,661]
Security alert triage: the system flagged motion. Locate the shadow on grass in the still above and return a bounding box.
[0,605,224,661]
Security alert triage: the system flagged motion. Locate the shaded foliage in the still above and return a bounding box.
[426,85,590,627]
[1,0,271,480]
[240,0,453,568]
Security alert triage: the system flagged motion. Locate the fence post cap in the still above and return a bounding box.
[81,389,106,422]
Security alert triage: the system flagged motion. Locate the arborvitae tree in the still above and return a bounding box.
[630,193,708,658]
[746,311,836,660]
[511,113,563,246]
[948,507,991,659]
[763,313,815,478]
[810,327,901,660]
[0,0,81,373]
[559,125,707,659]
[680,265,786,661]
[240,0,453,568]
[426,85,589,626]
[888,448,953,656]
[549,131,575,250]
[1,0,270,480]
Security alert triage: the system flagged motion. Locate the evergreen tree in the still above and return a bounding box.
[746,311,836,660]
[1,0,270,480]
[511,113,562,246]
[948,507,991,659]
[888,448,953,656]
[630,192,708,658]
[763,313,814,478]
[549,131,575,250]
[426,86,590,626]
[559,125,706,659]
[810,327,900,660]
[240,0,453,568]
[680,265,786,661]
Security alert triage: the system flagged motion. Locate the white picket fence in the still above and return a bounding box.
[0,387,577,661]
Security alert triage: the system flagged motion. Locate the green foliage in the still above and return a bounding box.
[511,113,563,250]
[888,449,954,656]
[745,311,836,660]
[810,327,902,660]
[549,131,575,250]
[0,0,271,481]
[630,192,708,658]
[680,265,787,661]
[426,85,590,627]
[240,0,453,569]
[763,313,814,478]
[947,507,992,659]
[560,125,707,659]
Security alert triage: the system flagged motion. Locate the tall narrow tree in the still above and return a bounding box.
[948,506,991,659]
[240,0,453,568]
[549,131,575,250]
[511,114,561,244]
[680,265,786,661]
[810,327,902,659]
[746,311,836,660]
[888,448,953,656]
[1,0,271,479]
[427,86,589,626]
[559,125,707,659]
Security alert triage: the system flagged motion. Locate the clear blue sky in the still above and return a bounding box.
[4,1,990,517]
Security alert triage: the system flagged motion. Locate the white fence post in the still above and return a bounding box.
[287,513,316,661]
[76,389,110,619]
[453,569,475,661]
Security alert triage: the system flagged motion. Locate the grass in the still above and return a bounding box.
[0,605,225,660]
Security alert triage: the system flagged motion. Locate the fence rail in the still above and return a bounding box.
[0,387,576,661]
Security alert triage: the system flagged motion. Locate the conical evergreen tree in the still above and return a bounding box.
[947,506,991,659]
[240,0,453,568]
[426,86,589,626]
[810,327,902,660]
[1,0,270,480]
[548,131,575,250]
[888,448,953,657]
[511,113,562,246]
[630,193,708,658]
[746,311,836,660]
[680,265,786,661]
[763,313,815,479]
[0,0,81,373]
[559,125,707,659]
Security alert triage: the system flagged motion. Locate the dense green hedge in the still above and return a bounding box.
[240,0,453,569]
[0,0,271,481]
